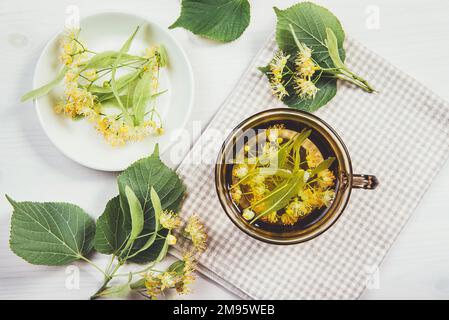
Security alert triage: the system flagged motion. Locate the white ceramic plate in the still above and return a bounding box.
[34,12,194,171]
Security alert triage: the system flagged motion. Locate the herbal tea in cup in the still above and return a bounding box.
[215,108,378,244]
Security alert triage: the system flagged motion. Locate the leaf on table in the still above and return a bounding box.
[117,144,185,263]
[169,0,251,42]
[274,2,346,68]
[6,195,95,266]
[21,66,68,102]
[94,196,130,255]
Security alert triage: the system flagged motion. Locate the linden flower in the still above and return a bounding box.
[296,44,313,65]
[269,51,290,100]
[252,183,266,197]
[160,210,181,230]
[266,124,284,142]
[174,252,196,295]
[83,69,97,82]
[280,212,298,226]
[242,208,255,221]
[184,215,207,252]
[300,189,324,208]
[306,149,323,168]
[317,169,336,189]
[297,59,319,79]
[286,198,312,218]
[294,77,319,99]
[167,234,177,245]
[322,189,335,207]
[270,50,289,79]
[233,164,249,179]
[270,81,289,100]
[231,187,242,203]
[60,86,96,118]
[144,274,163,299]
[261,211,279,224]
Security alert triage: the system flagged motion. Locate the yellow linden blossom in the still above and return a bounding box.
[143,252,196,299]
[83,69,97,82]
[185,215,207,252]
[298,59,320,78]
[266,124,284,142]
[286,198,312,217]
[174,252,196,295]
[57,86,96,118]
[230,187,242,203]
[159,210,181,230]
[306,148,323,168]
[261,211,278,224]
[144,273,163,299]
[59,28,87,67]
[296,45,312,64]
[252,183,266,197]
[167,234,177,245]
[294,78,319,99]
[280,212,298,226]
[233,164,249,179]
[269,51,290,100]
[317,169,336,189]
[322,189,335,207]
[300,188,325,208]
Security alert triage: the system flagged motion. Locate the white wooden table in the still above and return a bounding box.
[1,0,449,300]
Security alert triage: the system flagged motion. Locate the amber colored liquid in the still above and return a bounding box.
[225,119,339,234]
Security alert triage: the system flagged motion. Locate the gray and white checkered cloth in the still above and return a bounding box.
[174,34,449,299]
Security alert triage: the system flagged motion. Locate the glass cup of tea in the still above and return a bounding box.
[215,108,378,245]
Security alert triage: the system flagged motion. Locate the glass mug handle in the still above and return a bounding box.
[352,174,379,190]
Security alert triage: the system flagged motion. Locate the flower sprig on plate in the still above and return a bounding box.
[22,26,168,146]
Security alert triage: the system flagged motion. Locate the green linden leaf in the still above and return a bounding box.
[94,196,129,255]
[169,0,251,42]
[94,145,185,264]
[274,2,346,68]
[6,195,95,266]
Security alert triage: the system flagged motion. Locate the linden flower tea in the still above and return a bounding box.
[225,122,338,233]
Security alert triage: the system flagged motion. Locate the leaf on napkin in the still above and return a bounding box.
[169,0,251,42]
[7,195,95,266]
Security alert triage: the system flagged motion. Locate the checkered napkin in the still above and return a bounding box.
[174,34,449,299]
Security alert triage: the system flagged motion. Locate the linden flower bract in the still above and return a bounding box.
[184,215,207,252]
